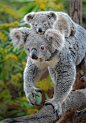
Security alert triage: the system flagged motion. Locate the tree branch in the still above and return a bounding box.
[1,89,86,123]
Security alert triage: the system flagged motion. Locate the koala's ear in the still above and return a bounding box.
[47,12,57,21]
[24,12,35,24]
[10,29,24,49]
[56,13,76,37]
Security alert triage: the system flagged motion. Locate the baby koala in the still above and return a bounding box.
[24,11,76,38]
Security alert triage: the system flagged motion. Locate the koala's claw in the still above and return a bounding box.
[34,87,42,94]
[36,89,42,94]
[43,99,62,119]
[32,91,40,97]
[35,102,40,106]
[80,76,86,82]
[72,89,75,91]
[43,100,52,106]
[28,93,40,106]
[54,107,61,119]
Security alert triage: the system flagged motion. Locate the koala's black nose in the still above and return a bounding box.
[38,26,42,33]
[31,48,38,59]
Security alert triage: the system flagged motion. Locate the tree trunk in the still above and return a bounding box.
[70,0,82,25]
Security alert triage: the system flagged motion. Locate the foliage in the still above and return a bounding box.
[12,0,64,14]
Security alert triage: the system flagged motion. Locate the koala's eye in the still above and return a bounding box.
[44,23,47,26]
[48,16,51,19]
[27,48,30,52]
[40,45,45,51]
[35,24,37,27]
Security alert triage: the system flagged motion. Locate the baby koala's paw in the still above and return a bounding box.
[25,87,42,106]
[45,29,55,41]
[43,98,62,119]
[45,29,65,51]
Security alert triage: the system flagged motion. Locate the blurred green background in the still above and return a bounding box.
[0,0,86,121]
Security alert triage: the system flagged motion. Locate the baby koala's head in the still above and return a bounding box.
[10,27,54,62]
[24,11,57,35]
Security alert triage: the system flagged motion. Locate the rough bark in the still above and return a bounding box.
[0,89,86,123]
[70,0,82,25]
[56,109,86,123]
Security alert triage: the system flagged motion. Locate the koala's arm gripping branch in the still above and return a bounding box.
[24,57,46,105]
[55,61,76,105]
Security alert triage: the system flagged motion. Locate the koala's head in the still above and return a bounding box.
[24,11,57,35]
[10,27,54,62]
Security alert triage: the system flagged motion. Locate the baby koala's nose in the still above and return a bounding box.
[38,26,42,33]
[31,48,38,60]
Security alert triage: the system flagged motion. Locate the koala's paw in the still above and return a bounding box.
[26,87,42,106]
[80,75,86,82]
[45,29,64,51]
[43,99,62,119]
[45,29,54,41]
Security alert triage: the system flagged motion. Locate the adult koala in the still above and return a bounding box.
[10,23,86,118]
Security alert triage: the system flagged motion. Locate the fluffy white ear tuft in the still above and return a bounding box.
[10,29,24,49]
[24,12,35,24]
[47,11,57,21]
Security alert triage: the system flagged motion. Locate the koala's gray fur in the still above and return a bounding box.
[24,11,76,38]
[10,20,86,118]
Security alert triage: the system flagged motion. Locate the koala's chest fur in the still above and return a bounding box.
[31,57,59,70]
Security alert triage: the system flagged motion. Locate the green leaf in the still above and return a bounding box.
[35,92,42,104]
[4,97,12,104]
[1,69,8,80]
[8,111,25,118]
[0,40,10,47]
[47,75,51,83]
[15,47,24,55]
[3,30,9,35]
[0,114,7,118]
[11,0,34,3]
[49,82,54,85]
[0,89,10,99]
[44,92,49,100]
[14,65,23,71]
[32,5,39,12]
[18,2,35,13]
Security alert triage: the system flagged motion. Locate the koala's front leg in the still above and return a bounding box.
[24,57,45,106]
[44,57,76,118]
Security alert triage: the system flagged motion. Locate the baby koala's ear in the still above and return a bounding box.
[47,11,57,21]
[10,29,25,49]
[24,12,35,24]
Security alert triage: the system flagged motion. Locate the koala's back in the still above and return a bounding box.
[63,24,86,66]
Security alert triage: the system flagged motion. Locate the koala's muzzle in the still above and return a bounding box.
[31,48,38,60]
[38,26,43,34]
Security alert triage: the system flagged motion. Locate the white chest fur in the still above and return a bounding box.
[31,57,59,70]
